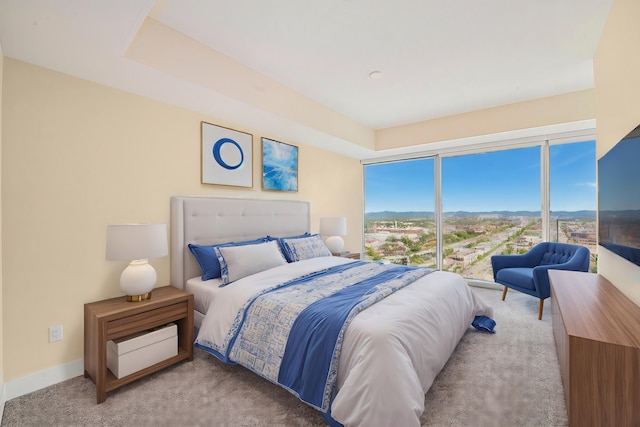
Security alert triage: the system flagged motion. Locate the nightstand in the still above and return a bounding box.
[84,286,194,403]
[339,252,361,259]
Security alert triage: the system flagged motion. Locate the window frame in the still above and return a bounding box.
[361,128,596,278]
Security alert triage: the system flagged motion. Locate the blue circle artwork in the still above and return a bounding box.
[212,138,244,170]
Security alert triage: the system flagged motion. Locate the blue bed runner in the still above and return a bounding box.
[278,263,432,410]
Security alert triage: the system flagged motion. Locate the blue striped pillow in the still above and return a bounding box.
[279,234,332,262]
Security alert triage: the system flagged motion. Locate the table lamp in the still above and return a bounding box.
[106,223,168,301]
[320,217,346,255]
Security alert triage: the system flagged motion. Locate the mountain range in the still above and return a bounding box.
[365,210,596,219]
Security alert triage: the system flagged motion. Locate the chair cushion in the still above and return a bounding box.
[496,267,535,291]
[539,244,578,266]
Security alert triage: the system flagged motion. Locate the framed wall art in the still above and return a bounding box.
[262,137,298,192]
[201,121,253,187]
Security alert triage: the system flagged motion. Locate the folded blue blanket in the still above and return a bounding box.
[472,315,496,333]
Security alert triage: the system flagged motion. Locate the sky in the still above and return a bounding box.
[364,140,596,213]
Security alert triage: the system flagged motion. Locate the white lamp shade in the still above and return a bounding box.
[106,224,168,261]
[320,217,346,255]
[319,217,347,237]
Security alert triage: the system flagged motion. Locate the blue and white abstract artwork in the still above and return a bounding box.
[201,122,253,187]
[262,138,298,192]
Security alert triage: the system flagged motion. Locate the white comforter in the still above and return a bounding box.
[195,257,493,427]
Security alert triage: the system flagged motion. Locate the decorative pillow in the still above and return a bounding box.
[216,240,287,285]
[188,237,267,280]
[279,234,332,262]
[266,232,310,242]
[266,233,310,259]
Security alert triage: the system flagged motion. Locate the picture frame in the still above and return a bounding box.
[262,137,298,192]
[201,122,253,187]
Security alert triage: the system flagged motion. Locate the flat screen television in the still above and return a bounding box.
[598,124,640,266]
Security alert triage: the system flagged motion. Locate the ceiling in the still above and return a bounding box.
[0,0,613,158]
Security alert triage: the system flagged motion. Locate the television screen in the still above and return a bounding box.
[598,124,640,266]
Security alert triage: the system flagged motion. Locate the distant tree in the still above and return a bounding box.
[409,254,425,265]
[365,246,383,261]
[590,254,598,273]
[443,233,460,244]
[418,233,434,244]
[380,242,400,256]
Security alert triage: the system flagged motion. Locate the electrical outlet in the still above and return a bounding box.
[49,325,63,342]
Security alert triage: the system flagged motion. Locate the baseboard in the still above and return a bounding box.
[466,278,502,290]
[5,358,83,401]
[0,373,5,422]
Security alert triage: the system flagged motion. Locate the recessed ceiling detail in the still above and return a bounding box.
[0,0,612,158]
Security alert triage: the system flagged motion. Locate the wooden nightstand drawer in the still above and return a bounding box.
[106,302,188,340]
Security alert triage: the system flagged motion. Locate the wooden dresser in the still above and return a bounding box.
[549,270,640,426]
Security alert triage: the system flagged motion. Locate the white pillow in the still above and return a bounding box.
[215,240,287,285]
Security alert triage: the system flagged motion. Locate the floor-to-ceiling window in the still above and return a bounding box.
[364,157,435,266]
[441,146,541,280]
[549,139,597,271]
[363,131,597,279]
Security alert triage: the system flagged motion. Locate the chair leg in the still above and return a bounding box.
[502,286,508,301]
[538,299,544,320]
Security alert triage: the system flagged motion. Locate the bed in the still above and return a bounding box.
[170,195,494,427]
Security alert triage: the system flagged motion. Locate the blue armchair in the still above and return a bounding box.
[491,242,590,319]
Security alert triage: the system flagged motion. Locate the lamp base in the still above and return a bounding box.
[325,236,345,255]
[120,259,157,302]
[126,292,152,302]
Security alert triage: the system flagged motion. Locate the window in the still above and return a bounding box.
[549,140,597,271]
[441,147,541,280]
[362,132,597,278]
[364,158,435,266]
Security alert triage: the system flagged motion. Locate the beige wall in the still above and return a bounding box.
[1,58,362,381]
[0,42,5,394]
[594,0,640,305]
[376,89,595,150]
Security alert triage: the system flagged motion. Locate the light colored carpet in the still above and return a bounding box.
[2,286,568,427]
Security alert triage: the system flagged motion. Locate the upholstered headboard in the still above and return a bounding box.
[170,196,310,289]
